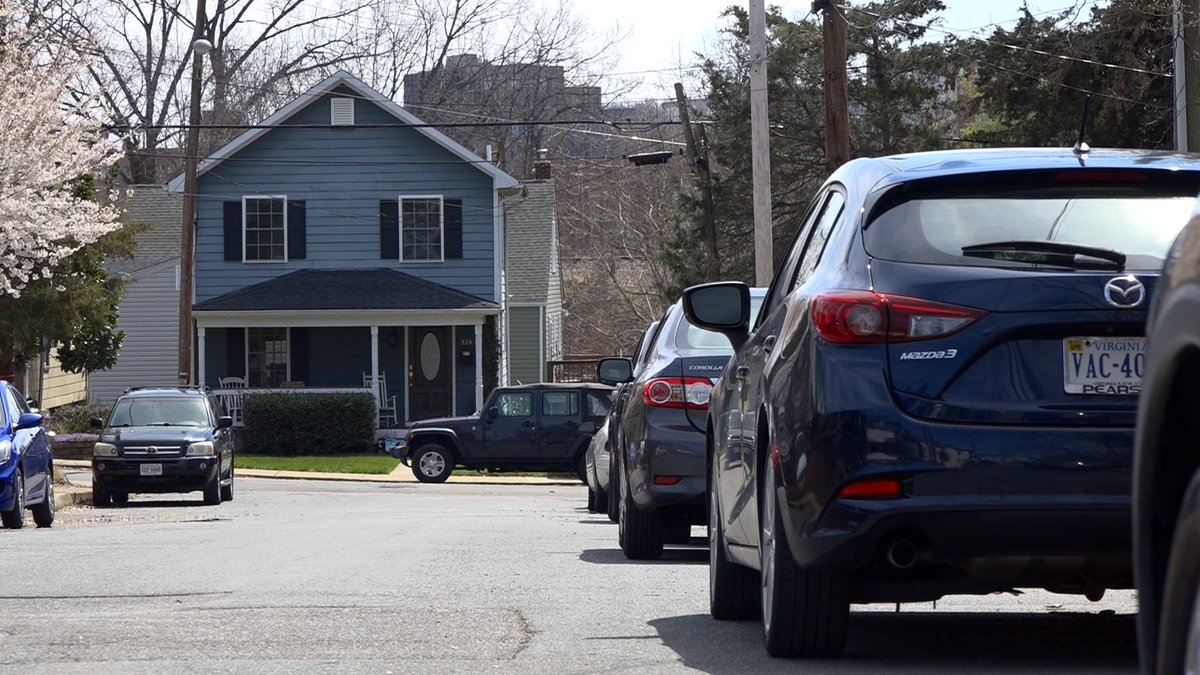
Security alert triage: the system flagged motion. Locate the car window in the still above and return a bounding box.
[790,191,846,291]
[12,388,30,414]
[2,386,19,426]
[542,391,579,417]
[108,397,212,427]
[495,392,533,417]
[757,188,833,327]
[586,391,612,417]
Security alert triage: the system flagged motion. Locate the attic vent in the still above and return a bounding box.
[331,97,354,126]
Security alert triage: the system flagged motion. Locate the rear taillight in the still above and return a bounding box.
[837,477,903,499]
[811,291,985,345]
[643,378,713,409]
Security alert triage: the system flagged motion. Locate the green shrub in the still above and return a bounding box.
[46,401,111,435]
[242,393,376,456]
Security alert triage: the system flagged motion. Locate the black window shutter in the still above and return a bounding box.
[380,200,399,259]
[226,328,245,378]
[289,328,309,384]
[223,201,242,261]
[444,199,463,259]
[287,200,306,260]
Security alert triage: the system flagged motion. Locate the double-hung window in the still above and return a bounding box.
[247,328,289,387]
[400,196,444,261]
[244,196,287,262]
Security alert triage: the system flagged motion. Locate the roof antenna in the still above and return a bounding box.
[1074,94,1092,155]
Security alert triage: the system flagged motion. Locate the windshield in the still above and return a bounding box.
[675,293,766,350]
[865,187,1194,271]
[108,397,211,428]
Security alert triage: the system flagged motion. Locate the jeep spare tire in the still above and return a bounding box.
[412,444,453,483]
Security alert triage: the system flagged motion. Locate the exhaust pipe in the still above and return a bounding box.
[885,539,920,570]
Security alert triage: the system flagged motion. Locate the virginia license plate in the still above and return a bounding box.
[1063,337,1145,395]
[139,463,163,476]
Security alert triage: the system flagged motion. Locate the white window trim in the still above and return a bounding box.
[242,195,289,264]
[245,327,291,387]
[397,194,445,263]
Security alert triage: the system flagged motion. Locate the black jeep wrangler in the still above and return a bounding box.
[401,383,613,483]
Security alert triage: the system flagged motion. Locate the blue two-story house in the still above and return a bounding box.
[167,71,524,424]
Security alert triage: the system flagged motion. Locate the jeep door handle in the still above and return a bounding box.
[522,421,535,428]
[735,366,749,380]
[763,335,777,354]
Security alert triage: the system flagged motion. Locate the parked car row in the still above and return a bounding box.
[581,147,1200,668]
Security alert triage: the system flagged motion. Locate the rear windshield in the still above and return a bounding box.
[864,182,1196,271]
[674,294,766,351]
[108,397,211,428]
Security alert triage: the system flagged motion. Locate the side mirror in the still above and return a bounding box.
[597,357,634,386]
[682,281,751,351]
[216,416,234,429]
[485,406,498,422]
[15,412,43,431]
[90,417,104,430]
[578,421,597,435]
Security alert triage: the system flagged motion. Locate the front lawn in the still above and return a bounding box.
[236,454,400,474]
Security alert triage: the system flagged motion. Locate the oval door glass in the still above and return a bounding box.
[420,332,440,381]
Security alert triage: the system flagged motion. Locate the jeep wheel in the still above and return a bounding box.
[32,477,54,528]
[619,464,663,560]
[1,470,25,529]
[412,444,453,483]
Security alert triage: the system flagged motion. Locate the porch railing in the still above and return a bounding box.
[546,359,603,383]
[213,387,375,428]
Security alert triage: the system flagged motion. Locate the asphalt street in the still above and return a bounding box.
[0,478,1138,674]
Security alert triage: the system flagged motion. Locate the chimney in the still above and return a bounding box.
[533,148,551,179]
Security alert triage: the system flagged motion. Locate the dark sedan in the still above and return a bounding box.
[1134,197,1200,674]
[685,148,1200,658]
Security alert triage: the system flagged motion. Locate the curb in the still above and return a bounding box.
[54,487,92,510]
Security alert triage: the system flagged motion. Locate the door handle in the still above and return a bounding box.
[735,366,749,380]
[522,421,535,428]
[763,335,777,354]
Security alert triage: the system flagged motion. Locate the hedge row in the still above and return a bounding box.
[242,393,375,456]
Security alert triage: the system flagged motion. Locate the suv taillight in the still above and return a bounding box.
[811,291,985,345]
[643,378,712,409]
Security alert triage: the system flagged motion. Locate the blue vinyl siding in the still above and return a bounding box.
[194,86,496,304]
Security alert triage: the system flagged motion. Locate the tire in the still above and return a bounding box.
[711,450,759,620]
[111,492,129,506]
[619,462,663,560]
[92,484,110,508]
[31,476,54,528]
[411,444,453,483]
[596,485,608,515]
[760,452,849,658]
[1155,469,1200,674]
[587,487,598,512]
[1,470,25,529]
[607,464,620,523]
[576,452,588,485]
[203,462,222,505]
[220,465,234,502]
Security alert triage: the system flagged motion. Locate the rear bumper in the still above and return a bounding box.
[626,415,706,511]
[92,457,218,494]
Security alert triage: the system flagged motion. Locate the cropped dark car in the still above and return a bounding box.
[684,148,1200,658]
[1134,201,1200,675]
[91,387,236,506]
[401,383,613,483]
[603,290,764,560]
[0,381,54,529]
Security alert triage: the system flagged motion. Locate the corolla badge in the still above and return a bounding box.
[1104,275,1145,309]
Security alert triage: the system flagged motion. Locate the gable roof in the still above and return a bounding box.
[506,180,558,303]
[108,185,183,276]
[192,268,498,312]
[167,70,519,193]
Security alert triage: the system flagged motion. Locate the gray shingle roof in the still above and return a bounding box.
[506,180,557,303]
[193,268,498,312]
[108,185,183,275]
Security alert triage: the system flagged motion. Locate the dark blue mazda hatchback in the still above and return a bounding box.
[683,148,1200,658]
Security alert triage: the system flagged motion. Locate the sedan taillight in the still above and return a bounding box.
[811,291,985,345]
[643,378,713,409]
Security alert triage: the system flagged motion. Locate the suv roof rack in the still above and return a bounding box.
[121,385,213,394]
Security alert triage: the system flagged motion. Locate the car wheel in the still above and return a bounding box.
[31,477,54,528]
[607,465,620,523]
[711,451,759,620]
[760,450,849,658]
[111,492,129,507]
[1155,468,1200,674]
[411,444,453,483]
[587,487,598,512]
[1,470,25,529]
[92,484,110,508]
[619,461,663,560]
[576,452,588,485]
[596,484,608,515]
[203,462,222,505]
[220,465,234,502]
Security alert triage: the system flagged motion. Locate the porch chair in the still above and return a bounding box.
[364,372,398,427]
[217,376,246,425]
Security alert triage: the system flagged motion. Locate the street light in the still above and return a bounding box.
[178,13,209,385]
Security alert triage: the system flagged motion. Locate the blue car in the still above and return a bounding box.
[684,148,1200,658]
[0,381,55,529]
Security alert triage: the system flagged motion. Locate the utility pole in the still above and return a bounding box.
[674,82,719,279]
[749,0,773,286]
[816,0,850,173]
[1176,0,1200,151]
[178,0,209,384]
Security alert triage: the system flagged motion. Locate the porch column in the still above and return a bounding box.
[197,326,207,387]
[370,325,381,427]
[474,322,484,412]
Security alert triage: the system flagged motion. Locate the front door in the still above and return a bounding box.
[408,326,452,421]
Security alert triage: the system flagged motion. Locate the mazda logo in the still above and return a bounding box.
[1104,275,1145,308]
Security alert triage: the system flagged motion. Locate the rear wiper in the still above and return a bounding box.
[961,240,1125,270]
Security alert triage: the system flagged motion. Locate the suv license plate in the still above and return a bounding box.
[1063,337,1144,395]
[140,463,163,476]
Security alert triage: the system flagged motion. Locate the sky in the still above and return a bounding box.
[558,1,1097,103]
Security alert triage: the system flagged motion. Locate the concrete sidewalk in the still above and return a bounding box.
[51,458,582,510]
